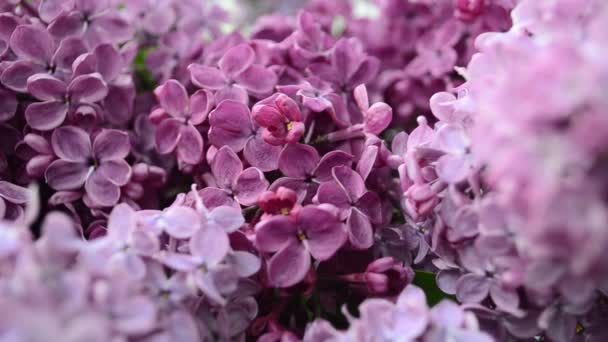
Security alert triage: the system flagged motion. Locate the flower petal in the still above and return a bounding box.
[235,64,277,95]
[189,64,226,89]
[84,169,121,207]
[154,79,188,117]
[219,43,255,77]
[243,133,281,172]
[346,207,374,249]
[190,224,229,266]
[26,73,66,101]
[455,273,491,303]
[176,124,204,165]
[93,129,130,161]
[0,181,29,204]
[45,159,89,190]
[155,118,181,154]
[278,143,319,178]
[25,100,68,131]
[9,25,54,63]
[255,215,296,253]
[162,206,201,239]
[0,60,45,92]
[235,167,268,206]
[208,100,253,152]
[332,166,365,202]
[98,159,131,186]
[68,73,108,103]
[211,146,243,189]
[268,241,310,288]
[51,125,91,161]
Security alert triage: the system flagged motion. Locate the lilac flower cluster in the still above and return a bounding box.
[5,0,605,341]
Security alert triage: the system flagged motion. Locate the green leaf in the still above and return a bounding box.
[413,271,456,306]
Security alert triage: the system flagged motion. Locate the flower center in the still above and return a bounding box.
[297,232,307,241]
[287,121,295,131]
[280,207,290,216]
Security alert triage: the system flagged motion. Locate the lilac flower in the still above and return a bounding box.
[255,205,346,287]
[189,43,277,105]
[24,73,107,130]
[2,25,87,92]
[317,166,382,249]
[153,79,211,165]
[286,11,334,67]
[434,123,475,184]
[207,100,282,172]
[308,38,379,94]
[270,143,353,203]
[199,146,268,208]
[406,20,463,78]
[146,31,204,84]
[252,93,305,146]
[45,126,131,207]
[83,204,159,280]
[46,0,134,48]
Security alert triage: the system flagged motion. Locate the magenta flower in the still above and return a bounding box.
[189,43,277,105]
[153,79,211,165]
[199,146,268,208]
[316,166,382,249]
[2,24,87,92]
[255,205,346,287]
[46,0,134,48]
[252,93,305,146]
[271,143,353,203]
[208,100,281,172]
[25,73,108,131]
[45,126,131,207]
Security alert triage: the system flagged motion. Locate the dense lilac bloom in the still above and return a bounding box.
[255,205,346,287]
[252,93,305,146]
[189,43,277,105]
[271,143,353,203]
[2,24,87,92]
[199,146,268,208]
[434,123,475,184]
[146,31,204,84]
[406,20,463,78]
[207,100,281,171]
[285,11,334,67]
[45,126,131,207]
[317,166,382,249]
[153,79,211,165]
[25,72,107,130]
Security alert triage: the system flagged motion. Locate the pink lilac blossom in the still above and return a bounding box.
[8,0,606,341]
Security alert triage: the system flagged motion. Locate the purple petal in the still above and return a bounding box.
[25,100,68,131]
[365,102,392,135]
[177,124,203,165]
[107,203,135,241]
[347,207,374,249]
[93,129,130,161]
[93,13,134,44]
[216,84,250,105]
[208,206,244,233]
[0,181,29,204]
[301,208,345,260]
[98,159,131,186]
[490,284,520,314]
[85,169,120,207]
[39,0,75,23]
[189,64,226,90]
[154,79,188,117]
[357,145,377,181]
[26,73,66,101]
[255,215,296,252]
[268,177,310,204]
[436,270,460,295]
[219,43,254,77]
[243,133,281,172]
[155,118,181,154]
[268,241,310,287]
[355,191,382,224]
[9,25,54,63]
[436,154,469,184]
[235,64,278,94]
[353,84,369,112]
[332,166,365,202]
[1,60,45,92]
[200,187,237,210]
[278,143,319,178]
[235,167,268,206]
[211,146,243,189]
[162,206,201,239]
[455,273,491,303]
[189,89,213,125]
[430,300,464,328]
[313,151,353,182]
[51,125,91,161]
[68,73,108,103]
[45,159,89,190]
[47,11,83,40]
[52,36,88,71]
[208,100,253,152]
[94,43,122,81]
[316,181,350,211]
[228,251,260,277]
[190,224,229,266]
